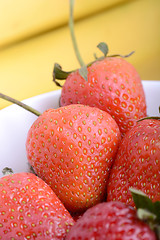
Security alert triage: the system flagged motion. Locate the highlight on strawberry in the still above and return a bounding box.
[53,0,147,137]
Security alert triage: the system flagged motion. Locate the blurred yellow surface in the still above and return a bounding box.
[0,0,160,109]
[0,0,132,48]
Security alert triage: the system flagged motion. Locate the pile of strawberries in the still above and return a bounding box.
[1,0,159,237]
[0,52,159,239]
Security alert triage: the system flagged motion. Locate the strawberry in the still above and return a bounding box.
[0,172,74,239]
[65,199,157,240]
[26,104,121,213]
[107,118,160,206]
[54,56,147,136]
[53,2,147,136]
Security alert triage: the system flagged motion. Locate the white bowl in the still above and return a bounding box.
[0,81,160,178]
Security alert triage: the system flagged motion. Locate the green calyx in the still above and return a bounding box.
[53,41,134,87]
[130,188,160,239]
[2,167,14,176]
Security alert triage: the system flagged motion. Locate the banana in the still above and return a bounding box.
[0,0,160,109]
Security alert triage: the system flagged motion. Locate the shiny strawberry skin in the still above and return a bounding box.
[0,172,74,239]
[26,104,121,213]
[107,119,160,206]
[66,201,156,240]
[60,57,147,135]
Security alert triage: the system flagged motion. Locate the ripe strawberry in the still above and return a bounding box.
[26,104,121,213]
[65,200,157,240]
[53,0,146,136]
[53,2,146,136]
[107,118,160,206]
[56,56,147,136]
[53,0,146,135]
[0,172,74,239]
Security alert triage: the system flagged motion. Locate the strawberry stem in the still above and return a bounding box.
[53,1,135,84]
[0,93,41,116]
[69,0,85,68]
[69,0,88,81]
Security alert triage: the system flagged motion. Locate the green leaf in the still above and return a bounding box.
[93,53,98,60]
[130,188,156,214]
[130,188,160,239]
[78,66,88,81]
[97,42,109,57]
[53,63,74,87]
[53,63,72,80]
[2,167,14,176]
[137,208,156,222]
[53,63,89,84]
[154,201,160,222]
[108,51,135,58]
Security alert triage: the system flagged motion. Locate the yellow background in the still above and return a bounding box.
[0,0,160,109]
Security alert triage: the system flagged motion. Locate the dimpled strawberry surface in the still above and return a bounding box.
[60,57,147,136]
[107,119,160,206]
[66,201,157,240]
[26,104,121,213]
[0,172,74,239]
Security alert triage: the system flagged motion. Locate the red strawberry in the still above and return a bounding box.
[0,172,74,239]
[107,118,160,206]
[53,0,146,136]
[65,200,157,240]
[55,56,146,136]
[26,104,121,213]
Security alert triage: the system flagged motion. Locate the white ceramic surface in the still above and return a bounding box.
[0,81,160,178]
